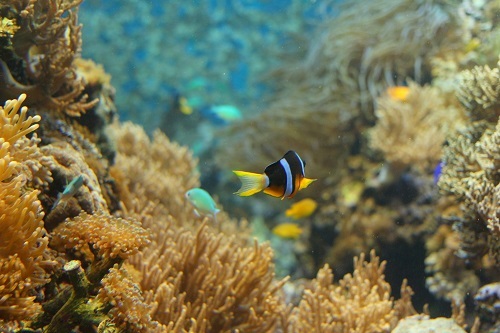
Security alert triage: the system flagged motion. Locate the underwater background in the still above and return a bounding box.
[0,0,499,332]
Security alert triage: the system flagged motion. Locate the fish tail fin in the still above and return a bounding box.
[233,171,268,196]
[51,194,62,210]
[299,177,317,190]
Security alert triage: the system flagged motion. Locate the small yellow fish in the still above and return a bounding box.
[464,37,481,53]
[272,223,303,239]
[179,96,193,115]
[285,198,317,219]
[386,86,410,102]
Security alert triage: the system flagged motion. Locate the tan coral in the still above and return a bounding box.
[74,58,112,87]
[51,211,151,260]
[285,250,416,333]
[110,122,199,223]
[129,222,287,332]
[456,59,500,122]
[0,94,53,321]
[109,122,250,242]
[369,82,463,171]
[0,94,52,188]
[96,264,159,332]
[439,118,500,263]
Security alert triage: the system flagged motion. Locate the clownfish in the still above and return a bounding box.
[233,150,316,199]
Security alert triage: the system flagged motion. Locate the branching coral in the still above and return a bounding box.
[439,118,500,263]
[456,59,500,122]
[0,94,53,321]
[284,250,416,333]
[369,82,463,172]
[0,0,98,116]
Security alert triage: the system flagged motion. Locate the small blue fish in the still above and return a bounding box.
[52,175,84,209]
[433,161,444,184]
[185,188,220,223]
[200,105,242,125]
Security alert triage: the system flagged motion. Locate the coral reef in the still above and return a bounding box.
[392,315,466,333]
[283,250,416,332]
[2,0,499,332]
[51,212,151,260]
[456,59,500,122]
[96,264,157,332]
[131,223,287,332]
[0,0,97,115]
[439,118,500,263]
[0,94,54,321]
[369,82,463,173]
[424,225,480,302]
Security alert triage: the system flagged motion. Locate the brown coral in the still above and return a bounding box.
[424,225,480,302]
[0,0,98,116]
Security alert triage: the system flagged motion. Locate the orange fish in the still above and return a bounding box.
[386,86,410,102]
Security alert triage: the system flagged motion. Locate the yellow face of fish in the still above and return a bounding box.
[285,198,318,219]
[272,223,303,239]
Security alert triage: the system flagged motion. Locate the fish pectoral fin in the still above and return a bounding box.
[299,177,317,190]
[233,171,268,196]
[263,185,284,198]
